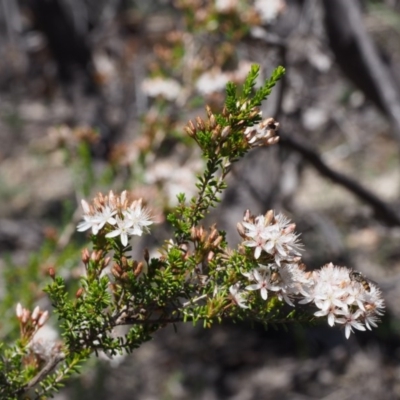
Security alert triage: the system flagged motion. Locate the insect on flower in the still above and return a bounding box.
[349,270,371,292]
[269,265,282,285]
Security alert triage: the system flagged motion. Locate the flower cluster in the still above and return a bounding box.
[231,211,385,338]
[243,116,280,147]
[231,211,306,308]
[16,303,60,363]
[77,191,154,246]
[238,210,302,263]
[300,263,385,338]
[16,303,49,341]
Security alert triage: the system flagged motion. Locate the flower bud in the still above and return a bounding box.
[103,257,111,268]
[237,222,246,237]
[221,126,231,139]
[212,236,223,248]
[38,310,49,327]
[31,306,40,322]
[16,303,23,319]
[134,262,144,277]
[267,137,279,145]
[209,226,218,242]
[144,248,150,263]
[185,126,195,137]
[81,248,90,264]
[91,250,102,262]
[211,129,220,141]
[283,223,296,234]
[209,114,217,129]
[111,264,122,278]
[196,116,205,131]
[243,209,252,223]
[48,266,56,279]
[76,287,84,298]
[188,120,196,133]
[264,210,274,226]
[21,309,30,324]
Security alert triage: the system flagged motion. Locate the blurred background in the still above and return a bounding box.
[2,0,400,399]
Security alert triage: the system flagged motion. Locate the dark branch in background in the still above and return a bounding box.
[323,0,400,147]
[279,132,400,227]
[251,6,400,228]
[29,0,96,91]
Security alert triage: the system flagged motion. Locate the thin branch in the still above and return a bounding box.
[323,0,400,148]
[345,1,400,144]
[279,132,400,226]
[18,352,66,396]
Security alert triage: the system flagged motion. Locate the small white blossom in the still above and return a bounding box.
[105,216,134,247]
[254,0,285,23]
[244,265,280,300]
[77,191,154,245]
[215,0,238,12]
[125,201,153,236]
[196,68,230,95]
[243,117,280,147]
[241,212,302,264]
[141,77,182,101]
[336,309,366,339]
[77,200,103,234]
[229,283,249,309]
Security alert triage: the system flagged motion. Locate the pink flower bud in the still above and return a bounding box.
[16,303,23,319]
[31,306,40,322]
[38,311,49,327]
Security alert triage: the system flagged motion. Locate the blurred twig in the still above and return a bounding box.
[323,0,400,148]
[279,132,400,227]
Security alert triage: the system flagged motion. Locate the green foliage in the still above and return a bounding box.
[0,65,319,399]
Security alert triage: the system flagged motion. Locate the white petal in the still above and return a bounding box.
[106,230,121,239]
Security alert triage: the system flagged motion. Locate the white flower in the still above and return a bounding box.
[241,212,302,264]
[242,215,268,238]
[314,286,347,313]
[271,263,309,306]
[242,235,267,259]
[125,201,153,236]
[105,217,134,247]
[77,200,103,234]
[245,265,279,300]
[261,223,302,265]
[141,77,182,101]
[229,283,249,309]
[77,192,154,243]
[335,309,366,339]
[243,117,280,147]
[303,263,385,338]
[254,0,284,23]
[196,68,230,95]
[314,305,338,327]
[95,205,117,231]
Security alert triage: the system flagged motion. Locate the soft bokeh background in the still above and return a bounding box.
[2,1,400,399]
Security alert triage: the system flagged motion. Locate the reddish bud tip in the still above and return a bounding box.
[48,267,56,279]
[81,248,90,264]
